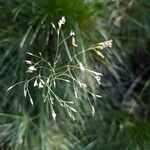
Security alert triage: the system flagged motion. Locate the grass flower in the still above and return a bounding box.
[74,90,78,99]
[38,82,44,89]
[70,30,75,36]
[52,110,57,121]
[58,16,66,28]
[25,60,32,65]
[34,79,38,87]
[99,40,113,49]
[72,37,78,47]
[79,62,85,71]
[95,76,101,84]
[79,82,87,88]
[51,22,56,30]
[96,51,105,58]
[26,52,34,56]
[91,105,95,117]
[27,66,37,73]
[90,70,103,76]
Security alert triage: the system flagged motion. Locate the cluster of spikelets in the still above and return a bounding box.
[7,16,112,120]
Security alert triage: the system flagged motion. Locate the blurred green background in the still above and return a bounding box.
[0,0,150,149]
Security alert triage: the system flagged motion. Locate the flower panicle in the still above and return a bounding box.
[98,39,113,49]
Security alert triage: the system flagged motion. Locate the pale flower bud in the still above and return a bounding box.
[51,22,56,29]
[70,30,75,36]
[72,37,78,47]
[38,82,44,89]
[52,110,57,120]
[79,62,85,71]
[25,60,32,65]
[34,79,38,87]
[91,105,95,117]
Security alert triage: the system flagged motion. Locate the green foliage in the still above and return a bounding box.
[0,0,150,149]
